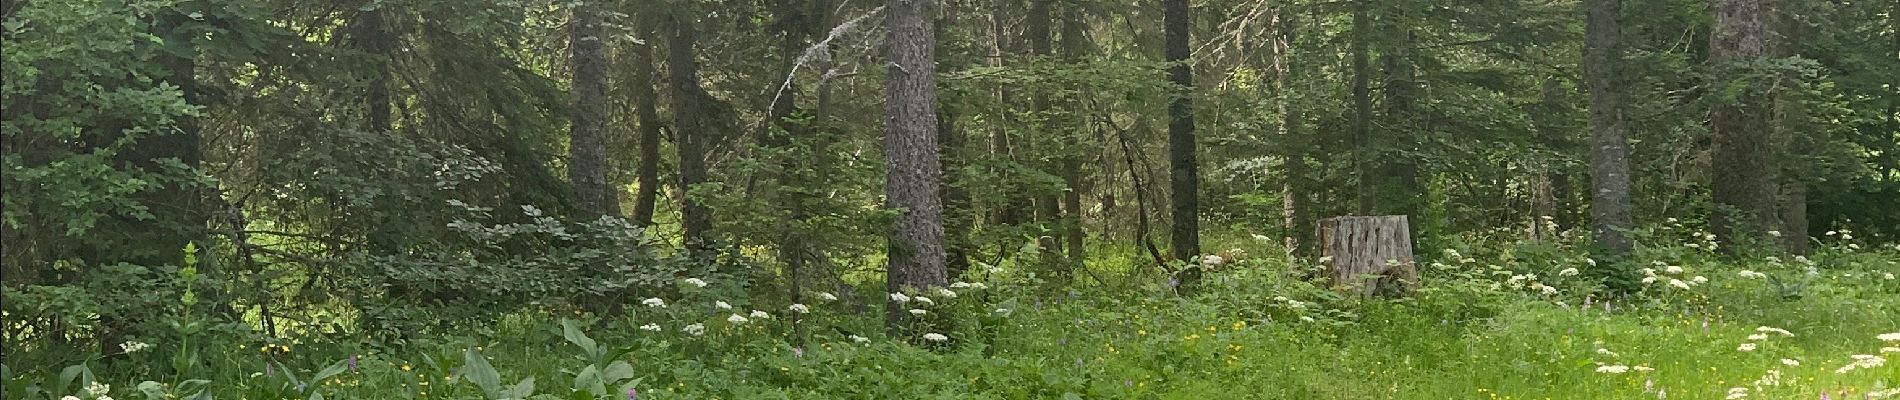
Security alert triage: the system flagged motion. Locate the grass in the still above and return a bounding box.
[6,233,1898,399]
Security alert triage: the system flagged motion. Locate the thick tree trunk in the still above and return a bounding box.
[1709,0,1777,250]
[1768,0,1809,254]
[884,0,948,329]
[1585,0,1634,260]
[628,20,663,227]
[1164,0,1200,279]
[668,11,716,249]
[569,1,615,216]
[1317,216,1417,298]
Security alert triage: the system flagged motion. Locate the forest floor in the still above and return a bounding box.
[10,232,1900,399]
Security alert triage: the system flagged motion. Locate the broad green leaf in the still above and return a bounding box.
[560,319,598,360]
[600,360,634,383]
[571,364,605,396]
[462,348,502,398]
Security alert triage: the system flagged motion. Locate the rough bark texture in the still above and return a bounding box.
[1708,0,1778,250]
[628,18,663,227]
[1317,216,1417,298]
[1585,0,1634,260]
[668,11,716,249]
[1164,0,1200,273]
[884,0,948,328]
[569,2,615,216]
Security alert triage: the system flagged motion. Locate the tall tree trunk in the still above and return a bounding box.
[940,0,975,279]
[1059,5,1088,268]
[884,0,948,329]
[764,0,821,346]
[351,6,394,134]
[1348,0,1373,214]
[1026,0,1065,269]
[1585,0,1633,261]
[1768,0,1808,254]
[628,19,663,227]
[1164,0,1200,284]
[989,0,1028,229]
[1375,29,1422,220]
[1272,6,1311,257]
[1708,0,1777,250]
[569,1,615,216]
[668,10,715,249]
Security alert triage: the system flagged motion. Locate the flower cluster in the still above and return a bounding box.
[1640,262,1705,291]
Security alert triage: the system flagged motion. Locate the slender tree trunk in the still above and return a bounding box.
[569,1,615,216]
[1164,0,1200,284]
[1348,0,1373,214]
[1059,5,1088,268]
[1272,7,1311,257]
[884,0,948,329]
[628,19,663,227]
[668,10,716,249]
[1585,0,1633,261]
[351,6,394,134]
[1026,0,1065,269]
[1709,0,1777,250]
[940,0,975,279]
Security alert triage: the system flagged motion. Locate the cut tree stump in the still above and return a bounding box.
[1316,215,1417,298]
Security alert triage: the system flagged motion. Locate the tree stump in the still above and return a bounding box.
[1316,216,1417,298]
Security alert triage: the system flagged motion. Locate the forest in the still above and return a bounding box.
[2,0,1898,398]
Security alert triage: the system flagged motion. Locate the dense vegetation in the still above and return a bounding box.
[3,0,1897,398]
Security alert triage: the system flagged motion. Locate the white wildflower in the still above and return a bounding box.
[935,287,958,299]
[641,298,667,308]
[715,300,733,310]
[913,296,934,305]
[85,382,109,397]
[818,292,839,301]
[727,314,749,324]
[1880,347,1899,353]
[1665,265,1684,274]
[1632,365,1654,372]
[639,323,661,332]
[1885,273,1896,280]
[1668,279,1691,290]
[1201,255,1225,267]
[949,282,972,289]
[1747,333,1769,341]
[1826,230,1838,236]
[682,323,705,336]
[1299,316,1316,322]
[1691,276,1708,284]
[750,310,771,319]
[1738,270,1766,279]
[1726,387,1748,399]
[922,333,949,342]
[1756,326,1794,337]
[1737,343,1757,352]
[62,396,80,400]
[908,309,927,315]
[1768,230,1782,237]
[1539,285,1559,295]
[1877,332,1900,342]
[682,278,708,288]
[849,335,870,343]
[1836,354,1886,373]
[889,292,910,303]
[1597,348,1619,358]
[788,304,810,314]
[1642,276,1659,284]
[1686,243,1700,249]
[993,308,1012,316]
[120,341,152,354]
[1596,364,1631,374]
[1558,268,1580,277]
[1781,358,1800,366]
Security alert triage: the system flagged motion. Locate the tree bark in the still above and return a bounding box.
[1271,7,1311,258]
[1709,0,1777,250]
[628,17,663,227]
[1059,5,1088,269]
[1348,0,1373,214]
[884,0,948,329]
[350,5,394,134]
[1585,0,1633,261]
[569,1,615,216]
[1164,0,1200,279]
[1317,216,1416,298]
[668,10,716,249]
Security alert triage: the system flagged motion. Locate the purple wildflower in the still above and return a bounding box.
[347,355,358,370]
[266,362,274,377]
[627,386,639,400]
[793,347,804,358]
